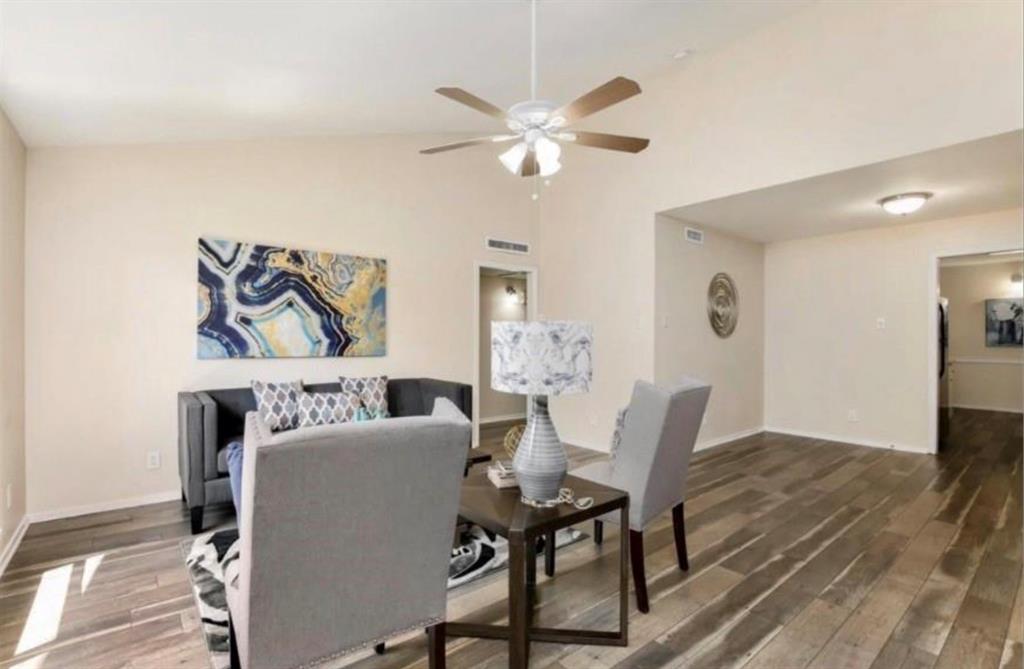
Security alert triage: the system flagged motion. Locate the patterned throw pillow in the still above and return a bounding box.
[609,406,629,460]
[339,375,389,418]
[296,392,362,428]
[251,380,303,432]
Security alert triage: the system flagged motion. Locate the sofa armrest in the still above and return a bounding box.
[195,392,220,481]
[178,392,207,507]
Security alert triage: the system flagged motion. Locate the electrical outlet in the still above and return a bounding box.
[876,317,886,330]
[146,451,161,470]
[847,409,859,423]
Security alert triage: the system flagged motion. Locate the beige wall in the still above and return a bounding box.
[25,136,537,515]
[478,275,527,422]
[539,0,1022,451]
[655,217,764,448]
[764,209,1023,453]
[0,106,26,555]
[18,1,1024,515]
[940,260,1023,413]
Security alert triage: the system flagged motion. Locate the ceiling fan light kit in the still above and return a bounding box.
[421,0,649,181]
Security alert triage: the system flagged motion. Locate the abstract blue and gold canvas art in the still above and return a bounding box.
[197,238,386,358]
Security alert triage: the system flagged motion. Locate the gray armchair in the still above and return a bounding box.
[178,377,472,533]
[570,377,711,613]
[225,402,470,669]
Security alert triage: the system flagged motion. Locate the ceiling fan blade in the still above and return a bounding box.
[435,87,507,120]
[420,135,519,155]
[519,150,539,177]
[567,131,650,153]
[552,77,642,125]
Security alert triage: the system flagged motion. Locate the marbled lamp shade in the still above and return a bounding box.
[491,321,593,396]
[491,321,593,505]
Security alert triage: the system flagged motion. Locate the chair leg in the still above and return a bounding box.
[374,642,386,655]
[544,530,556,578]
[228,616,241,669]
[672,503,689,572]
[190,506,204,535]
[629,530,650,614]
[427,622,446,669]
[594,520,604,545]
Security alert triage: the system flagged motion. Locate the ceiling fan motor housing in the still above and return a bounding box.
[507,100,561,131]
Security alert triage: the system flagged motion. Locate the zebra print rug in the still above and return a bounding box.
[182,525,586,669]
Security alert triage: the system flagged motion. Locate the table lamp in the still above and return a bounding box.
[491,320,593,506]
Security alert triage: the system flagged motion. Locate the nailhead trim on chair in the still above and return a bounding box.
[293,616,445,669]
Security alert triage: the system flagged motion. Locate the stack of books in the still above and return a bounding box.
[487,460,518,489]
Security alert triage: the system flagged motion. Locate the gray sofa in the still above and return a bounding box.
[178,377,472,533]
[226,403,469,669]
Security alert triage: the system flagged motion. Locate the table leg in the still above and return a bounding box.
[508,533,530,669]
[526,538,537,621]
[619,503,629,645]
[544,530,556,577]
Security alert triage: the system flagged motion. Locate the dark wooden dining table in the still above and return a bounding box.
[447,472,630,668]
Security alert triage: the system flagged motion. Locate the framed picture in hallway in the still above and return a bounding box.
[984,298,1023,347]
[197,237,387,358]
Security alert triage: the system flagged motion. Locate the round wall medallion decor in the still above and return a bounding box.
[707,272,739,338]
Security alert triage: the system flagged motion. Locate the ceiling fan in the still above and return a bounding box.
[420,0,650,178]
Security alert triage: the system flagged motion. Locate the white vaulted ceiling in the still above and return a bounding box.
[0,0,808,146]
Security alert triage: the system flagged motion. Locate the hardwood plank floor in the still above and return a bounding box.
[0,409,1019,669]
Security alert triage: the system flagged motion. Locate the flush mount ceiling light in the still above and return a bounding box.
[420,0,649,180]
[878,192,933,216]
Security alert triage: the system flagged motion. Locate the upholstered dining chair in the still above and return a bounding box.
[225,399,470,669]
[569,377,711,613]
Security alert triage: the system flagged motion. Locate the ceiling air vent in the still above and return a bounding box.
[685,227,705,245]
[486,237,530,255]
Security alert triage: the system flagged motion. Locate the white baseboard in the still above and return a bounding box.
[569,426,766,456]
[479,413,527,425]
[943,403,1024,414]
[26,490,182,525]
[0,515,30,581]
[695,426,765,452]
[763,426,928,454]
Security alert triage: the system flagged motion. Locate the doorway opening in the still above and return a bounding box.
[473,262,537,448]
[933,248,1023,451]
